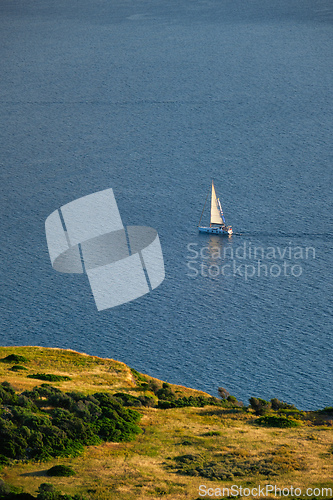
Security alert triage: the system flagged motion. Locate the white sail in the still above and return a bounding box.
[210,181,223,225]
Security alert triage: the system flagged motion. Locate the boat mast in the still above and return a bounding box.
[198,187,210,227]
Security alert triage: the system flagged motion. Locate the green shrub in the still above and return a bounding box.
[158,395,221,409]
[158,400,177,409]
[156,383,175,402]
[270,398,296,410]
[0,382,142,462]
[37,483,61,500]
[146,379,160,394]
[130,368,147,386]
[278,409,304,418]
[137,395,156,407]
[22,385,62,402]
[10,365,28,372]
[11,407,51,428]
[227,395,238,404]
[27,374,71,382]
[249,397,271,415]
[320,406,333,415]
[180,440,194,445]
[17,394,38,412]
[0,383,18,405]
[0,419,29,459]
[203,431,221,436]
[93,393,141,423]
[46,465,75,477]
[112,392,156,408]
[256,415,301,428]
[1,355,28,364]
[0,454,11,465]
[113,393,143,407]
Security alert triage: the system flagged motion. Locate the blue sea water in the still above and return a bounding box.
[0,0,332,409]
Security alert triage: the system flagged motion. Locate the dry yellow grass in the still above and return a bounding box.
[0,346,208,398]
[0,346,332,499]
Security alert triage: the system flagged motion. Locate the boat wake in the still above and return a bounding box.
[230,231,333,240]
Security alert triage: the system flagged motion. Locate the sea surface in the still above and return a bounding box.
[1,0,332,409]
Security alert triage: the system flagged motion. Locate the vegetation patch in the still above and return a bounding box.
[320,406,333,415]
[155,383,230,409]
[46,465,76,477]
[113,392,156,407]
[27,373,71,382]
[0,454,11,467]
[180,439,195,446]
[130,368,148,387]
[0,481,87,499]
[9,366,28,372]
[113,383,228,410]
[202,431,222,436]
[158,395,223,409]
[167,447,305,480]
[1,355,28,364]
[256,415,302,428]
[0,347,331,500]
[0,381,142,462]
[249,397,296,415]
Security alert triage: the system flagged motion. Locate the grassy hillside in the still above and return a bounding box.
[0,346,332,500]
[0,346,208,398]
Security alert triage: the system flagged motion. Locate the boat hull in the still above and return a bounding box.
[199,226,233,235]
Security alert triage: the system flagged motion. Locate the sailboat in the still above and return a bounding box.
[198,181,233,235]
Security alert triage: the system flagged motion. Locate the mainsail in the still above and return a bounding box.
[198,180,232,235]
[210,181,224,225]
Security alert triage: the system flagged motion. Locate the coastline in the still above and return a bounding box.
[0,346,332,500]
